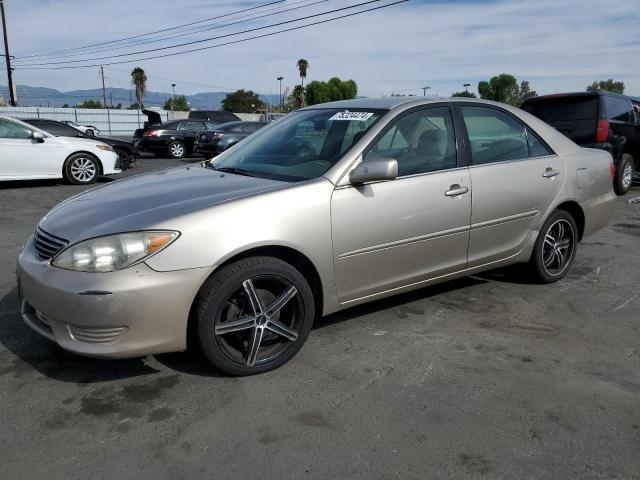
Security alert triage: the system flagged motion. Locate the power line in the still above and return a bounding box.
[15,0,397,68]
[15,0,328,62]
[15,0,286,61]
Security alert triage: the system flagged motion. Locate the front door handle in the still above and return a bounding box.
[445,184,469,197]
[543,167,560,178]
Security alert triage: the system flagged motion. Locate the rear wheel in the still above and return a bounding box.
[527,209,578,283]
[614,154,634,195]
[167,140,186,159]
[84,129,95,137]
[195,256,315,376]
[64,153,100,185]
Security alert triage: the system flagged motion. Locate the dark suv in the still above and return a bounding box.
[522,92,639,195]
[188,110,241,123]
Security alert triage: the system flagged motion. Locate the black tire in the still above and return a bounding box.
[114,148,131,170]
[84,129,95,137]
[528,209,578,283]
[614,154,634,195]
[167,140,186,159]
[63,153,100,185]
[195,256,315,376]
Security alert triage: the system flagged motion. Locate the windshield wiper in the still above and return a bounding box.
[211,166,258,178]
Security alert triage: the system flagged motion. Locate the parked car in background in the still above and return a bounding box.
[260,112,286,122]
[17,97,615,375]
[188,110,241,124]
[522,92,640,195]
[134,119,217,159]
[0,115,119,184]
[23,119,137,169]
[62,120,100,136]
[194,121,266,156]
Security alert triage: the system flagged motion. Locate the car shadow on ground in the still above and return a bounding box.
[0,268,532,382]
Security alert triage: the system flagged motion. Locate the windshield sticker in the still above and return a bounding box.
[329,111,374,122]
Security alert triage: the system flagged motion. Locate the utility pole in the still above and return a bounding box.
[1,0,17,106]
[171,83,176,113]
[100,66,107,107]
[277,76,283,112]
[422,86,431,97]
[463,83,470,93]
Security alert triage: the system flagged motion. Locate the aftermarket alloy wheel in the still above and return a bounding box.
[64,153,100,185]
[528,209,577,283]
[195,256,315,376]
[167,140,186,159]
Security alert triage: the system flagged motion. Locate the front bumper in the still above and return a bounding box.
[16,237,210,359]
[101,151,121,175]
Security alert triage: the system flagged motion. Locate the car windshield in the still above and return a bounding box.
[209,108,385,182]
[215,122,245,131]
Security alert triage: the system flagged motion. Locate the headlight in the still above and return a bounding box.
[52,231,179,272]
[96,144,113,151]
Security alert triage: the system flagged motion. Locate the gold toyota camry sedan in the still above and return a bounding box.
[17,97,616,375]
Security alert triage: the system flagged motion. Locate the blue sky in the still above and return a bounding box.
[3,0,639,97]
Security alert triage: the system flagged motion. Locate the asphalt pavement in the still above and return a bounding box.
[0,158,638,479]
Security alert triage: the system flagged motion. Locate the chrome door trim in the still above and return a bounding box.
[338,225,470,259]
[470,209,540,230]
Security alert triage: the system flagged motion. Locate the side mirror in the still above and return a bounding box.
[32,131,45,143]
[350,157,398,184]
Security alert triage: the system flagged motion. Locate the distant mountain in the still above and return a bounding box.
[0,85,279,109]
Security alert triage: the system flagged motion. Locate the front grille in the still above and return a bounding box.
[67,325,128,344]
[34,228,68,260]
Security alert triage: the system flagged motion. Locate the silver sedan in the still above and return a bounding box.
[17,97,616,375]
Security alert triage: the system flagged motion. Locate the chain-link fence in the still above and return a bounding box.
[0,106,173,135]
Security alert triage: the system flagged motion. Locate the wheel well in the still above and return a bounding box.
[186,246,325,349]
[64,151,103,176]
[555,201,585,240]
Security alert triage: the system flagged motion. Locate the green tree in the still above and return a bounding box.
[163,95,190,111]
[452,91,477,98]
[75,99,104,109]
[478,74,519,103]
[222,89,265,113]
[305,77,358,106]
[286,85,305,111]
[128,102,143,110]
[586,79,625,94]
[297,58,309,106]
[510,80,537,107]
[131,67,147,111]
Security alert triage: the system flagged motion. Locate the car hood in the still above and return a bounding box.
[54,136,108,149]
[39,166,288,243]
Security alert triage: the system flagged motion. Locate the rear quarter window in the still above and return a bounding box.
[522,97,599,122]
[604,97,633,122]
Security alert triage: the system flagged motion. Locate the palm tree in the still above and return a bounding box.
[296,58,309,106]
[130,67,147,110]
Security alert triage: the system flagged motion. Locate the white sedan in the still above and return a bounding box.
[62,120,100,136]
[0,115,119,184]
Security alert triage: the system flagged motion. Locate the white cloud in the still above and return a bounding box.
[4,0,639,96]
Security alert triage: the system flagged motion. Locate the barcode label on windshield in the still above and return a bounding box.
[329,111,374,121]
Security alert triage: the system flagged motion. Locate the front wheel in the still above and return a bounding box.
[64,153,100,185]
[528,209,578,283]
[195,256,315,376]
[614,154,634,195]
[84,129,95,137]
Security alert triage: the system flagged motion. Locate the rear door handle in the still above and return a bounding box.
[543,168,560,178]
[445,184,469,197]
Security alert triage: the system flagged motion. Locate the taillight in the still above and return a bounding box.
[596,119,609,143]
[610,162,616,179]
[143,130,158,137]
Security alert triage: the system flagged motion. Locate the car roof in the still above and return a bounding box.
[525,91,633,103]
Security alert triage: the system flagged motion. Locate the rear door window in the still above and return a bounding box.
[461,106,529,164]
